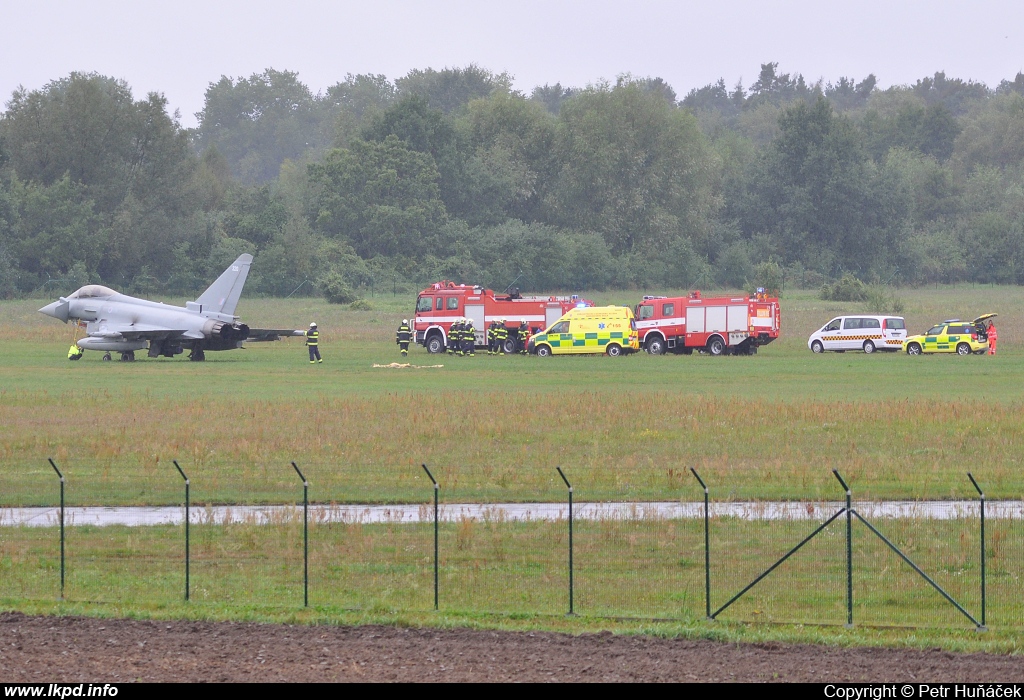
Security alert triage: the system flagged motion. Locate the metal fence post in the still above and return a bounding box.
[968,472,987,631]
[690,468,711,620]
[173,461,190,602]
[47,459,64,600]
[833,470,853,628]
[556,467,574,616]
[291,462,309,607]
[421,464,439,611]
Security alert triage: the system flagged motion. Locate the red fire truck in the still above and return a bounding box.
[414,281,590,354]
[634,290,780,356]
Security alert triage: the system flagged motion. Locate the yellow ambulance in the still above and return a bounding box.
[527,306,640,356]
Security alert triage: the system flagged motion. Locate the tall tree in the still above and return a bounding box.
[195,69,324,183]
[545,80,721,254]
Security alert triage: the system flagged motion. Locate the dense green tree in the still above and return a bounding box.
[545,80,720,254]
[395,65,512,114]
[195,69,324,183]
[307,136,446,258]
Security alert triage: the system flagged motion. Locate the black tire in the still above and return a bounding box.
[606,343,623,357]
[503,338,518,354]
[863,340,876,354]
[707,337,726,356]
[190,349,205,362]
[426,335,445,354]
[906,343,922,356]
[102,353,112,362]
[956,342,971,356]
[120,351,135,362]
[646,336,666,355]
[535,344,552,357]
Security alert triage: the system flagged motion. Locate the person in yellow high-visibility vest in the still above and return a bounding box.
[67,344,84,361]
[306,322,322,363]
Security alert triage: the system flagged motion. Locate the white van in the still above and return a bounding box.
[808,315,907,354]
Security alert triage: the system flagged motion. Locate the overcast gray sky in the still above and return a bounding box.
[3,0,1021,127]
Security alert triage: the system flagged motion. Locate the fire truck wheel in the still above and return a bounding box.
[606,343,623,357]
[811,340,824,354]
[707,337,725,356]
[535,344,552,357]
[646,337,666,355]
[863,340,876,354]
[503,339,518,354]
[426,335,445,354]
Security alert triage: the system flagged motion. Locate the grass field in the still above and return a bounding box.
[1,285,1022,504]
[2,284,1023,651]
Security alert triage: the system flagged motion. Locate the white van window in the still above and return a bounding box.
[548,321,570,334]
[862,318,880,329]
[824,319,841,331]
[885,318,905,330]
[843,318,862,330]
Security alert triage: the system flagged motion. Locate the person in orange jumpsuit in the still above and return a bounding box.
[987,320,998,355]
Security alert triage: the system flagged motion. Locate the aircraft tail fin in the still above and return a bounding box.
[194,254,253,316]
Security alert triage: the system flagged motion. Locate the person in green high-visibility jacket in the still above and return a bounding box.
[306,322,322,363]
[68,344,84,361]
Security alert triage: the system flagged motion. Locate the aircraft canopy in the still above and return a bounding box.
[68,285,117,299]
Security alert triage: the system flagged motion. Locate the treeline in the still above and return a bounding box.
[1,63,1024,299]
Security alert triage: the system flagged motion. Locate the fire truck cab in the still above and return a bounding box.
[634,289,780,356]
[414,281,590,354]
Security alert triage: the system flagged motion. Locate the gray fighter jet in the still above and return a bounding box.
[39,254,304,361]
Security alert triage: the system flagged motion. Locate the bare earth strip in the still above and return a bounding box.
[1,613,1022,682]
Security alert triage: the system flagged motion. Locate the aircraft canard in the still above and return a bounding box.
[39,254,305,362]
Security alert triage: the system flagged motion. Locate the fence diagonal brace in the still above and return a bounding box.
[851,510,981,628]
[712,507,846,619]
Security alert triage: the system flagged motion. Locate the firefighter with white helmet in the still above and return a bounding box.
[396,318,412,356]
[306,322,321,364]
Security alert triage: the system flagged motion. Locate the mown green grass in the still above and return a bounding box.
[2,285,1023,649]
[3,515,1022,650]
[1,285,1022,504]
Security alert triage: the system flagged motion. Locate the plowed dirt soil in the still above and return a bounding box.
[1,612,1021,682]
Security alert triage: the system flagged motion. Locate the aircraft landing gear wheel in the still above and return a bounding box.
[810,340,824,354]
[190,348,206,362]
[120,351,135,362]
[102,352,112,362]
[863,340,876,354]
[956,342,971,356]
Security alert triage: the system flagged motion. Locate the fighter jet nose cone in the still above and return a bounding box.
[39,300,70,323]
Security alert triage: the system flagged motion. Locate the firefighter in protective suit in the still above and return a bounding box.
[494,320,508,354]
[396,319,412,356]
[487,320,498,355]
[306,322,322,363]
[463,319,476,356]
[518,320,529,354]
[449,319,462,354]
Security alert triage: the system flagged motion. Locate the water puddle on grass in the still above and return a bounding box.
[2,500,1022,527]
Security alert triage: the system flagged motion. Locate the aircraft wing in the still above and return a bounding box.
[246,328,307,342]
[88,324,191,340]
